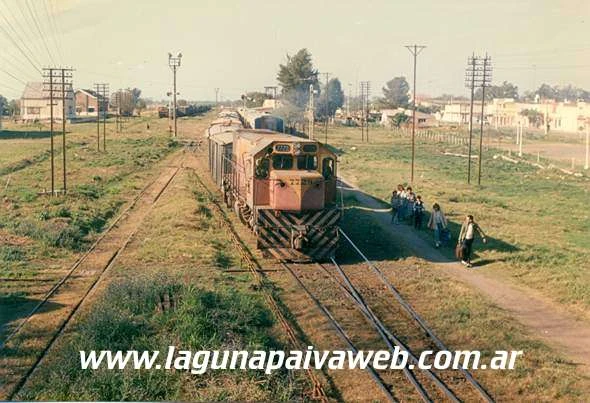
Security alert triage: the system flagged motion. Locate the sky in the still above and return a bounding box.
[1,0,589,101]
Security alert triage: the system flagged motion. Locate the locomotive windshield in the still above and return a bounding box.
[272,154,293,170]
[297,155,318,170]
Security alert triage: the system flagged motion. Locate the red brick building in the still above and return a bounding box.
[75,89,103,117]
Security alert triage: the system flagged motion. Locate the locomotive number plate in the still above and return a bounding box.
[288,179,315,186]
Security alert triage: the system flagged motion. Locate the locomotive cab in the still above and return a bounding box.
[252,141,336,212]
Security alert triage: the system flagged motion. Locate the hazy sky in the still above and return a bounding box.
[1,0,589,101]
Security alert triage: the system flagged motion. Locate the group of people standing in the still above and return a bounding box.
[390,185,425,228]
[390,185,487,268]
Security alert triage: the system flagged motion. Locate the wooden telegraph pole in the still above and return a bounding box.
[405,45,426,184]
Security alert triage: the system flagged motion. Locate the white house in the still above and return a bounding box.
[20,82,75,122]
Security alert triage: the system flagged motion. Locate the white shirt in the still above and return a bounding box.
[465,223,475,240]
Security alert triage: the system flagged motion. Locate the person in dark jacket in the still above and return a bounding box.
[413,195,425,229]
[458,215,487,267]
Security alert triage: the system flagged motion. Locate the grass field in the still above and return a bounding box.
[331,196,590,400]
[327,124,590,313]
[17,162,306,401]
[0,114,192,339]
[4,115,589,400]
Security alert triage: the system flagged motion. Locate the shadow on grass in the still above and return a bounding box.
[336,179,520,266]
[0,295,65,345]
[0,130,54,140]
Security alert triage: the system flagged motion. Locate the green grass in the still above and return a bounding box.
[337,190,589,400]
[18,276,301,401]
[329,124,590,309]
[0,115,183,333]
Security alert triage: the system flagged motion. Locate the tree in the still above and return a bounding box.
[111,89,137,116]
[136,99,147,115]
[390,112,409,128]
[0,95,7,115]
[243,91,271,108]
[536,83,558,101]
[277,48,319,108]
[475,81,519,101]
[382,77,410,108]
[520,109,544,128]
[317,78,345,119]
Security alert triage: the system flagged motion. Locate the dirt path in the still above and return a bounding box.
[340,181,590,373]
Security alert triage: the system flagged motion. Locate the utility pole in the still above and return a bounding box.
[465,53,477,184]
[324,72,330,143]
[359,81,370,142]
[44,67,74,195]
[215,87,219,107]
[43,68,55,195]
[585,121,589,170]
[405,44,426,184]
[308,84,315,140]
[519,120,523,157]
[347,82,351,118]
[61,68,73,194]
[359,81,365,141]
[477,53,492,185]
[93,83,109,152]
[168,52,182,137]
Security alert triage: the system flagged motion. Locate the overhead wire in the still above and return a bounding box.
[0,1,43,71]
[41,0,64,64]
[13,0,46,62]
[24,0,56,66]
[0,67,29,86]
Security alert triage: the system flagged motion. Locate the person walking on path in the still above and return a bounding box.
[458,214,487,268]
[427,203,447,248]
[405,186,416,223]
[390,190,402,224]
[397,184,407,220]
[413,195,425,229]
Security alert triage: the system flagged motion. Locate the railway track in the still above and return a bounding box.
[0,159,183,400]
[282,229,494,402]
[188,164,329,402]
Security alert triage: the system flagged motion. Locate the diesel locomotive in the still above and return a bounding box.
[207,109,340,261]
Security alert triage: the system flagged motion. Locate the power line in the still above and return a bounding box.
[0,66,28,85]
[0,53,37,82]
[0,3,42,73]
[13,0,46,60]
[24,0,56,65]
[41,0,64,64]
[0,0,43,66]
[49,0,68,62]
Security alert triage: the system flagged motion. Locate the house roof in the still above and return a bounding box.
[76,89,101,98]
[21,82,44,100]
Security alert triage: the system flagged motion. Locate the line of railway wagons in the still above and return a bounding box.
[206,108,340,261]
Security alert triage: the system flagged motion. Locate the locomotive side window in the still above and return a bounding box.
[297,155,318,170]
[272,154,293,170]
[322,157,334,178]
[255,157,270,179]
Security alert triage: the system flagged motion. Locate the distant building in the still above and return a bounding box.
[75,89,105,117]
[262,99,283,110]
[487,98,590,133]
[380,108,437,128]
[20,82,75,122]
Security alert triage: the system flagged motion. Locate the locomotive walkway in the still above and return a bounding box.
[338,179,590,374]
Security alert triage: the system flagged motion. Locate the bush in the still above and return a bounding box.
[0,245,26,261]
